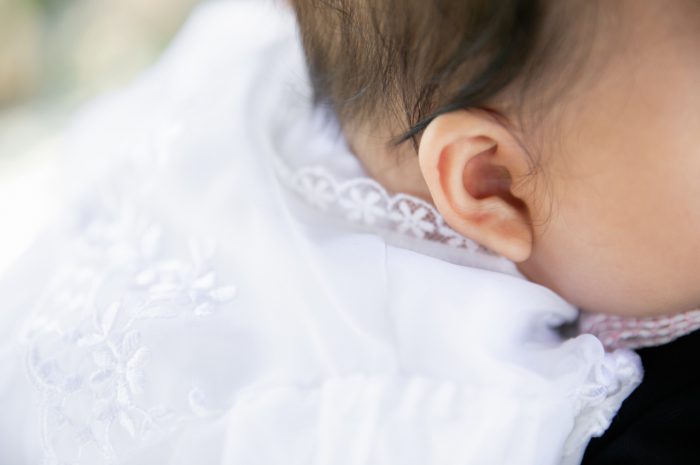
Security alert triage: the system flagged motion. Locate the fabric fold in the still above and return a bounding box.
[0,2,642,464]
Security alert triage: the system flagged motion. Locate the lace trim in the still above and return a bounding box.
[271,138,700,357]
[564,346,642,455]
[579,309,700,351]
[271,155,498,256]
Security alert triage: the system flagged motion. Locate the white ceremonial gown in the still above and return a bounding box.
[0,1,643,465]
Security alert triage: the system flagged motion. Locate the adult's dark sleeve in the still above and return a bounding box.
[580,329,700,465]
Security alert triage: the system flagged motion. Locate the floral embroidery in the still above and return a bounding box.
[21,200,237,465]
[339,187,386,225]
[272,156,493,255]
[388,201,436,238]
[299,174,335,210]
[438,224,471,249]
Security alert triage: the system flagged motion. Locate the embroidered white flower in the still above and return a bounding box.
[388,201,437,238]
[134,259,238,318]
[89,327,151,438]
[131,237,237,318]
[339,187,386,225]
[438,224,467,248]
[24,206,238,464]
[273,159,502,257]
[299,174,336,210]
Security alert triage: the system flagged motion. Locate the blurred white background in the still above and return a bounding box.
[0,0,203,277]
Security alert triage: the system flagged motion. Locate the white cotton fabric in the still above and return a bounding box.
[0,1,642,464]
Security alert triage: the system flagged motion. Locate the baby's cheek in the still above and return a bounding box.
[520,0,700,316]
[522,167,700,317]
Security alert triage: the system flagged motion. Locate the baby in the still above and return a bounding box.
[290,0,700,318]
[0,1,693,464]
[288,0,700,462]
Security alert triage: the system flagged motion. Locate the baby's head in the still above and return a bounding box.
[289,0,700,317]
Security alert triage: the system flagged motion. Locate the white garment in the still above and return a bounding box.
[0,1,642,464]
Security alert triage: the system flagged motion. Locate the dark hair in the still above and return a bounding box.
[289,0,597,152]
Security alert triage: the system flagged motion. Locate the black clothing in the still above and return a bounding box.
[581,329,700,464]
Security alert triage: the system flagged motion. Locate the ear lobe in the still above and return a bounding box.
[417,109,534,262]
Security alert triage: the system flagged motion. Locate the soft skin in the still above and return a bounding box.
[344,0,700,317]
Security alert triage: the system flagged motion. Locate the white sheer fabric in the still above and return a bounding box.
[0,1,642,464]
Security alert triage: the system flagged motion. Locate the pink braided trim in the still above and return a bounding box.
[579,308,700,351]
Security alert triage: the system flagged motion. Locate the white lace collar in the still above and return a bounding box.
[264,93,700,352]
[268,103,524,278]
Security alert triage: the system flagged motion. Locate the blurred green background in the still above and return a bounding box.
[0,0,203,276]
[0,0,201,156]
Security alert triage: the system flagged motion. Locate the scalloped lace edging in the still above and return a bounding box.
[579,309,700,351]
[563,347,643,456]
[271,155,500,256]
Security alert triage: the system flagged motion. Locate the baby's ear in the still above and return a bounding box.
[417,109,534,262]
